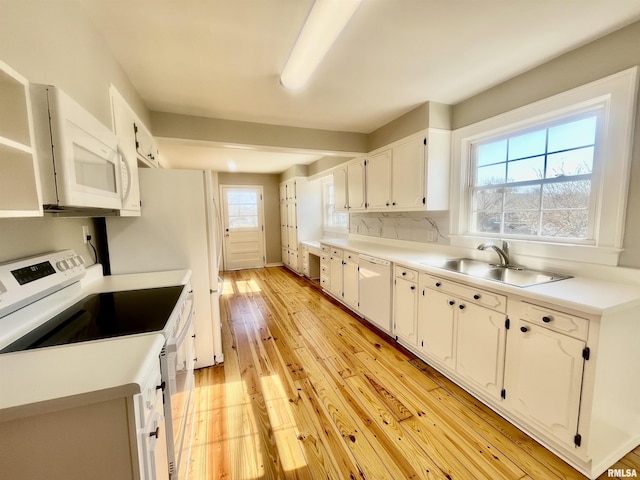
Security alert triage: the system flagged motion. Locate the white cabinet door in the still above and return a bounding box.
[347,159,366,211]
[366,150,392,209]
[287,201,297,250]
[455,301,506,400]
[329,256,343,298]
[418,287,456,369]
[504,320,585,449]
[279,183,287,203]
[392,137,425,210]
[333,166,348,212]
[394,277,418,346]
[343,260,359,310]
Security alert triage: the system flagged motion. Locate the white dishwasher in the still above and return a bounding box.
[358,254,392,333]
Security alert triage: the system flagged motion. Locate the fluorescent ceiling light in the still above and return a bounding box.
[280,0,362,90]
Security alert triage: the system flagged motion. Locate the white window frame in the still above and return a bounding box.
[450,67,638,266]
[320,176,348,233]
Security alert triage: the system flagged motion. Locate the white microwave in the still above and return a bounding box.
[31,84,130,213]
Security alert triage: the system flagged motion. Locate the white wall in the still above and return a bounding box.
[0,1,149,265]
[452,20,640,268]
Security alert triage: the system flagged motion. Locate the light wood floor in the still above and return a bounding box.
[187,267,640,480]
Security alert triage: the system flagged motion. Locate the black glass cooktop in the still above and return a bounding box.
[1,285,184,353]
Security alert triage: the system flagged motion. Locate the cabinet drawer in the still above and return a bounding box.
[344,251,359,263]
[522,303,589,340]
[321,244,330,254]
[321,265,330,276]
[395,265,418,282]
[320,277,330,289]
[422,274,507,313]
[330,248,343,258]
[321,254,330,265]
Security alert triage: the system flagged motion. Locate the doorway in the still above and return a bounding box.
[220,185,266,270]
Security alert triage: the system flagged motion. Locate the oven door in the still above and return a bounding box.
[161,292,196,480]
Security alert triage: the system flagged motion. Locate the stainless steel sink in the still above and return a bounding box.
[437,258,494,275]
[423,258,572,287]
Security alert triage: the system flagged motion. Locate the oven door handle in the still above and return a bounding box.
[166,303,195,353]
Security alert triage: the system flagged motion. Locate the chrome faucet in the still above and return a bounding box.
[477,240,510,267]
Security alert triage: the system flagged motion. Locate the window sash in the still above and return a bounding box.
[467,111,600,242]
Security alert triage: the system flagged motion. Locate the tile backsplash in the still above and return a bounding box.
[350,211,449,244]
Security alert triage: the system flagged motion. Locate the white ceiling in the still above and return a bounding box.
[77,0,640,173]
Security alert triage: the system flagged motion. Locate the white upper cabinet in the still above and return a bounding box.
[343,129,451,214]
[0,61,42,217]
[347,158,366,211]
[392,136,426,210]
[366,149,392,209]
[134,121,159,168]
[333,164,348,212]
[109,86,141,216]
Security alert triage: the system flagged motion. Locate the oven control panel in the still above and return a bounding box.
[0,250,86,319]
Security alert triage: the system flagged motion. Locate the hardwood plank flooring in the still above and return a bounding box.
[187,267,640,480]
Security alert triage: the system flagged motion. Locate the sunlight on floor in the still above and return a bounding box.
[260,374,308,473]
[235,280,262,294]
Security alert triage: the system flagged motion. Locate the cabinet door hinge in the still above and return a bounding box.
[501,389,506,399]
[505,318,510,330]
[574,434,582,447]
[582,347,590,361]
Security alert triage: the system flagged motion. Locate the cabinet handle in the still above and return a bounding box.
[386,202,390,206]
[520,326,529,333]
[473,294,481,300]
[402,271,407,276]
[410,285,416,290]
[156,381,166,392]
[149,426,160,438]
[392,202,396,206]
[458,304,465,310]
[542,316,552,323]
[435,282,441,287]
[448,300,455,306]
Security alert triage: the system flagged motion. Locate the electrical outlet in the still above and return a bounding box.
[82,226,90,244]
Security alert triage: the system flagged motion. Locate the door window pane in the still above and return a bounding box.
[226,189,259,229]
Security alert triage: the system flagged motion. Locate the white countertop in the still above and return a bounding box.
[319,238,640,316]
[0,267,192,422]
[0,333,165,422]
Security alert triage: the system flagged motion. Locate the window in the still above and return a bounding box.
[322,177,348,228]
[225,189,259,229]
[450,67,637,265]
[470,112,600,240]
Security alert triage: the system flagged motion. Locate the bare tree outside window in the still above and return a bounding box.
[470,114,598,240]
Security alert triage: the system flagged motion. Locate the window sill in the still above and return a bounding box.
[322,226,348,237]
[450,235,622,266]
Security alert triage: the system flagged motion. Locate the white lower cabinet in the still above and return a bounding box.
[504,306,587,450]
[417,286,456,368]
[0,356,168,480]
[418,273,507,400]
[393,266,418,346]
[325,247,360,311]
[505,320,585,448]
[329,252,343,298]
[455,301,506,400]
[342,253,359,310]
